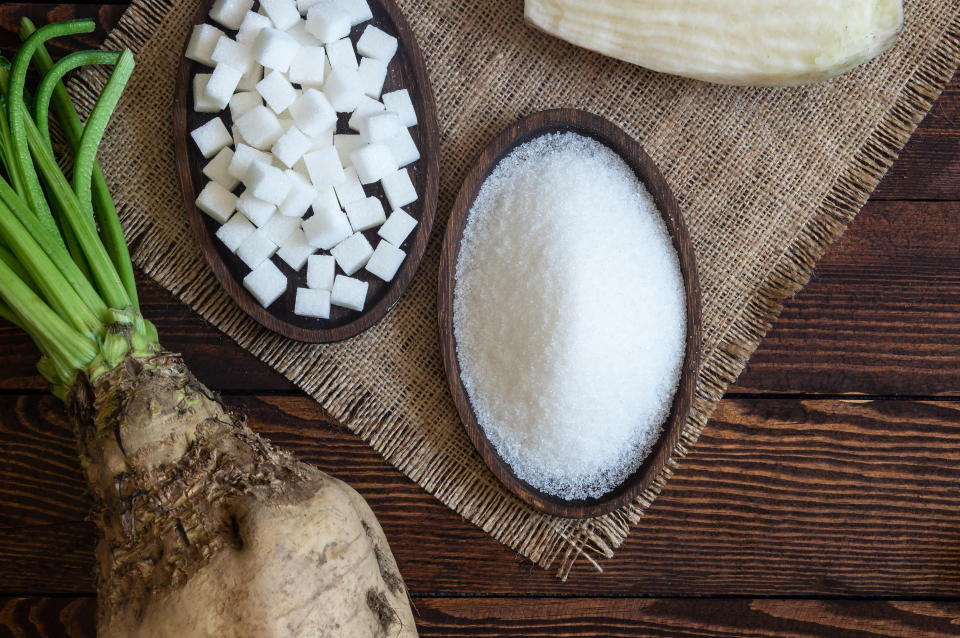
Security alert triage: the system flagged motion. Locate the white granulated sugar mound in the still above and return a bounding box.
[453,132,686,501]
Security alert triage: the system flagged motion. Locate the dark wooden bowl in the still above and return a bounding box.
[174,0,439,342]
[438,109,701,519]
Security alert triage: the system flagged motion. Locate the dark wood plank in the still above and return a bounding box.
[733,200,960,395]
[872,72,960,201]
[0,4,125,57]
[437,108,701,518]
[4,394,960,597]
[5,596,960,638]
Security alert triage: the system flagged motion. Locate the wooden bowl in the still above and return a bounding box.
[438,109,701,519]
[174,0,439,342]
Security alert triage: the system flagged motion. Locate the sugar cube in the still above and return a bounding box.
[203,147,240,191]
[288,46,326,86]
[235,105,284,150]
[244,161,292,205]
[305,5,351,44]
[211,36,255,75]
[262,212,301,244]
[378,208,417,246]
[307,254,336,290]
[288,89,337,136]
[380,168,417,210]
[294,287,331,318]
[299,0,371,25]
[334,133,364,165]
[278,172,316,216]
[330,274,368,311]
[362,111,400,143]
[236,191,277,226]
[236,11,272,44]
[286,19,316,44]
[277,229,316,270]
[216,213,255,252]
[243,259,286,307]
[210,0,254,29]
[314,185,340,212]
[356,25,397,63]
[325,38,358,71]
[365,240,405,282]
[256,71,297,114]
[344,196,385,231]
[357,57,387,98]
[229,91,263,120]
[278,116,296,134]
[193,74,220,113]
[308,127,336,150]
[347,95,385,131]
[191,117,232,158]
[195,181,237,223]
[350,142,396,184]
[341,0,373,24]
[259,0,301,30]
[303,146,345,188]
[381,89,417,127]
[331,232,373,275]
[323,67,363,112]
[237,228,279,270]
[271,126,311,168]
[296,0,324,15]
[229,144,273,180]
[232,123,246,146]
[296,0,318,13]
[236,64,263,92]
[333,166,366,207]
[186,24,224,66]
[204,63,243,109]
[252,28,300,72]
[302,206,352,249]
[386,126,420,167]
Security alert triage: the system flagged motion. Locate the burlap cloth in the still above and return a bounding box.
[71,1,960,578]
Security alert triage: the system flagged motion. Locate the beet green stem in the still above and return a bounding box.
[34,50,121,146]
[0,183,101,335]
[0,238,97,370]
[0,174,107,319]
[73,50,133,222]
[8,20,95,242]
[20,18,139,309]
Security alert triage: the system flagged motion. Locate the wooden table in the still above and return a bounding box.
[2,4,959,636]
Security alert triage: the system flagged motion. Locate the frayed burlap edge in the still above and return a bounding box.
[68,1,960,580]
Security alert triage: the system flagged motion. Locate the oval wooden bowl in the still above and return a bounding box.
[174,0,439,342]
[438,109,701,519]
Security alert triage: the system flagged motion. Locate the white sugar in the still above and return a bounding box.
[453,132,686,501]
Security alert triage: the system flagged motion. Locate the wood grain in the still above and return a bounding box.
[4,393,960,597]
[732,200,960,395]
[174,0,440,342]
[4,596,960,637]
[0,4,123,56]
[437,108,701,518]
[872,72,960,201]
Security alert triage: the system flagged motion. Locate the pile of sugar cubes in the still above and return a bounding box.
[187,0,420,318]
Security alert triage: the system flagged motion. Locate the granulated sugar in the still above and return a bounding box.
[453,132,686,501]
